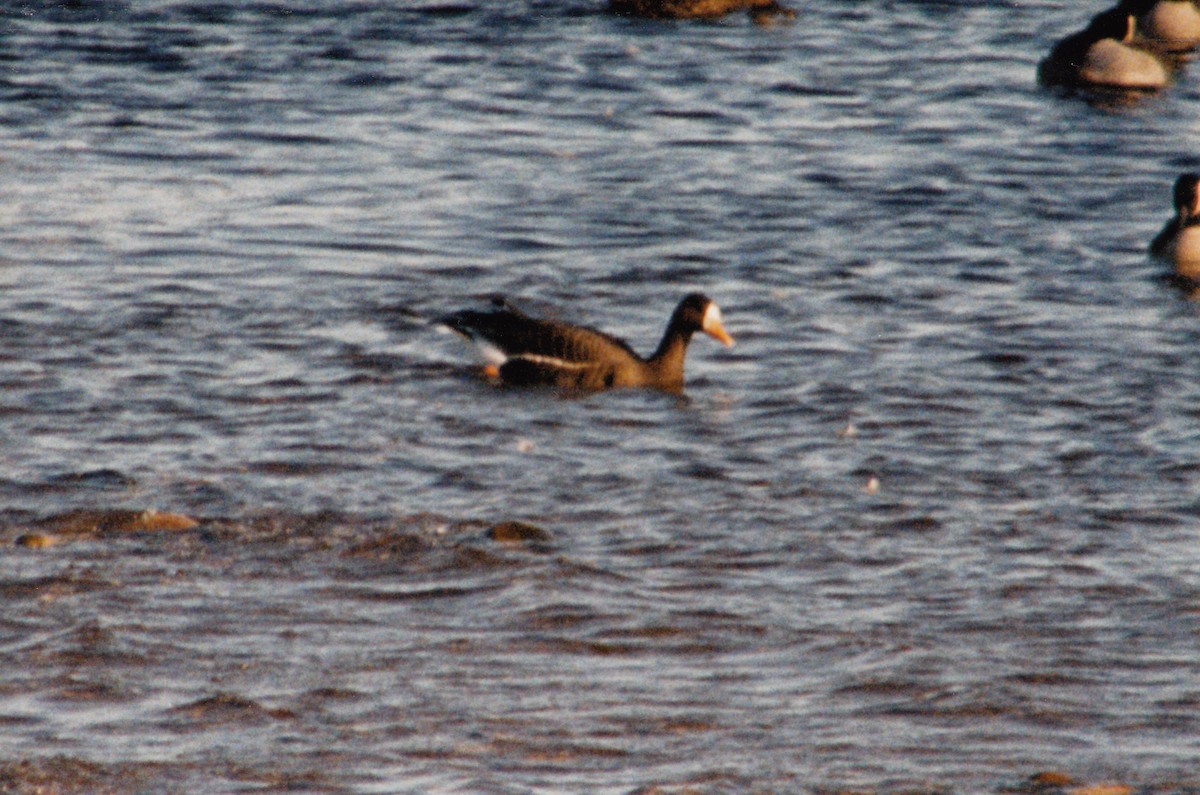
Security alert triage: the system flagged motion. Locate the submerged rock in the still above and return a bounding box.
[1029,771,1077,788]
[487,521,551,546]
[169,692,296,723]
[1024,771,1134,795]
[38,508,200,536]
[608,0,794,22]
[14,532,59,549]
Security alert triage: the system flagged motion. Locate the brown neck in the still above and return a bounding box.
[647,328,693,390]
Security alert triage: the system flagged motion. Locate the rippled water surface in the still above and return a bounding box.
[3,1,1200,792]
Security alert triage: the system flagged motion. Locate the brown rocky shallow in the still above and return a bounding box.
[15,508,200,544]
[11,509,200,551]
[0,761,1194,795]
[3,511,1199,795]
[10,508,558,559]
[0,756,340,794]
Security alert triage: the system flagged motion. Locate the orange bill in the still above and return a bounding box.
[702,313,734,347]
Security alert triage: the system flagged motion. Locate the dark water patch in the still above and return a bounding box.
[1088,508,1185,530]
[93,146,235,164]
[687,548,790,574]
[337,583,500,603]
[245,460,355,477]
[590,627,759,656]
[22,0,129,24]
[0,714,40,730]
[1006,671,1098,687]
[0,570,114,601]
[219,387,340,407]
[415,3,477,17]
[667,137,746,150]
[835,677,943,702]
[526,608,775,658]
[493,232,568,253]
[318,44,360,62]
[48,674,137,704]
[652,107,741,123]
[517,602,611,631]
[885,515,944,534]
[0,79,67,104]
[173,2,237,25]
[212,129,341,147]
[840,291,898,307]
[341,70,404,88]
[973,350,1030,370]
[527,636,644,657]
[100,429,202,446]
[22,620,151,669]
[296,686,367,706]
[73,41,190,73]
[47,469,137,492]
[675,461,728,481]
[770,81,857,98]
[295,238,445,258]
[487,734,630,764]
[610,713,722,736]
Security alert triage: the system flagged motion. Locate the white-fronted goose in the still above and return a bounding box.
[1151,173,1200,279]
[439,293,733,392]
[1039,9,1171,89]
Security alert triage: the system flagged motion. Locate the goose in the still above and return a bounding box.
[439,293,733,392]
[1121,0,1200,53]
[1151,173,1200,279]
[1039,9,1171,89]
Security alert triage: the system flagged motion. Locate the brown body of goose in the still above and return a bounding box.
[439,293,733,392]
[607,0,794,22]
[1122,0,1200,52]
[1151,173,1200,280]
[1039,9,1172,89]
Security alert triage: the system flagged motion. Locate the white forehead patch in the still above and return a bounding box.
[702,301,722,328]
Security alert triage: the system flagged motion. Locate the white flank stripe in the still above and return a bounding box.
[512,353,591,370]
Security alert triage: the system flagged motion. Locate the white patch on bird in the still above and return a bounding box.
[511,353,591,370]
[436,322,508,364]
[473,340,509,366]
[702,302,723,329]
[701,301,734,346]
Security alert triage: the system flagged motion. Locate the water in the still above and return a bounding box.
[2,1,1200,792]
